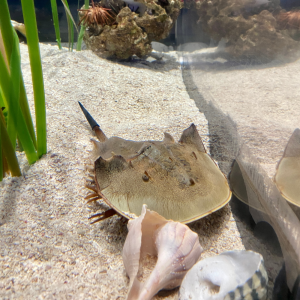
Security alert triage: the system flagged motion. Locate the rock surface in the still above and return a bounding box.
[195,0,300,62]
[83,0,182,59]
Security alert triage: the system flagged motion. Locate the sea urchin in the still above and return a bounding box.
[78,0,116,27]
[277,10,300,30]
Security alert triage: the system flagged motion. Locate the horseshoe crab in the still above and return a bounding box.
[79,102,231,224]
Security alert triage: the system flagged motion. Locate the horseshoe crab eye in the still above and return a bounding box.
[142,174,149,182]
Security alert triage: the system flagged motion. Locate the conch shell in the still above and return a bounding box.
[122,204,203,300]
[179,250,268,300]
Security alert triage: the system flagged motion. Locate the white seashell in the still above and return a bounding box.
[179,250,268,300]
[122,204,203,300]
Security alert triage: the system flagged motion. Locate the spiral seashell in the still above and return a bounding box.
[122,204,203,300]
[179,250,268,300]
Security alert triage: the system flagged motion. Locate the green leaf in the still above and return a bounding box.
[0,25,37,150]
[0,0,15,63]
[21,0,47,158]
[0,108,21,177]
[76,0,89,51]
[61,0,79,51]
[61,0,79,33]
[50,0,62,50]
[0,49,10,108]
[6,31,38,164]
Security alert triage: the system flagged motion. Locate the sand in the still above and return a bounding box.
[181,47,300,177]
[0,43,282,299]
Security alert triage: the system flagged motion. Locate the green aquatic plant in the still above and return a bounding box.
[77,0,90,51]
[50,0,62,49]
[61,0,77,51]
[0,0,47,181]
[50,0,76,51]
[50,0,84,51]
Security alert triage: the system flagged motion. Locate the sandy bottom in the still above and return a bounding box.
[0,43,282,299]
[182,49,300,178]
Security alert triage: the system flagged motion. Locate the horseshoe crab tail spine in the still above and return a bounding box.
[78,101,107,142]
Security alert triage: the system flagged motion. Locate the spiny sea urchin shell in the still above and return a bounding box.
[78,0,116,26]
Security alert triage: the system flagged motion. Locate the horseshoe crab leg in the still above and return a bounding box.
[88,208,118,224]
[78,101,107,142]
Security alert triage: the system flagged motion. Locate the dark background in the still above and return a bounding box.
[8,0,83,42]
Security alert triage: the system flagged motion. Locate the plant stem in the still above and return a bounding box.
[20,0,47,158]
[0,109,21,177]
[0,9,37,150]
[61,0,79,51]
[64,0,75,51]
[76,25,85,51]
[0,0,14,62]
[0,47,10,107]
[0,146,2,181]
[76,0,89,51]
[7,31,38,164]
[7,31,21,151]
[0,36,37,151]
[50,0,62,50]
[19,77,37,149]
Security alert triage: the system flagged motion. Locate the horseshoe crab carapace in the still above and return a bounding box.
[79,102,231,224]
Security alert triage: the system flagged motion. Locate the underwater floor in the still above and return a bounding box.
[0,43,288,299]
